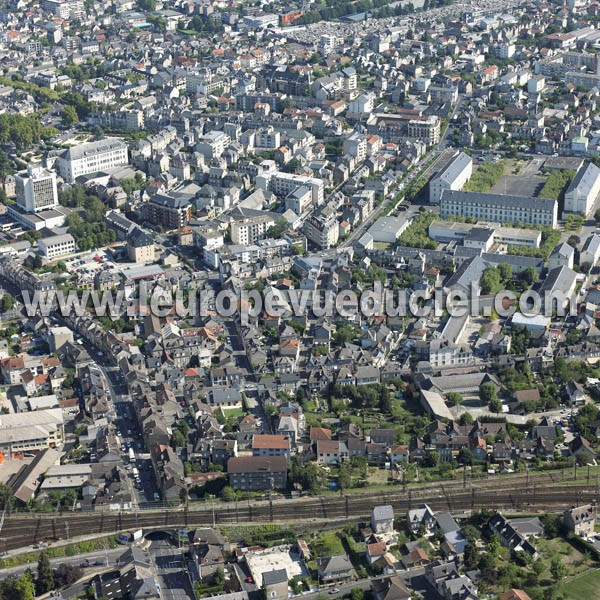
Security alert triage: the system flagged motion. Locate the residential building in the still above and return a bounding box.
[547,242,575,270]
[146,195,192,229]
[304,213,339,249]
[252,434,291,458]
[197,131,231,159]
[563,504,597,537]
[257,171,324,207]
[231,215,275,245]
[127,227,155,263]
[262,569,288,600]
[407,117,441,145]
[371,505,395,533]
[580,234,600,266]
[317,555,354,583]
[343,132,368,162]
[227,455,287,491]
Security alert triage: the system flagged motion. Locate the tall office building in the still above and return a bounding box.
[15,166,59,213]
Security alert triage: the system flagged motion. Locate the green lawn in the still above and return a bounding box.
[560,569,600,599]
[220,407,245,418]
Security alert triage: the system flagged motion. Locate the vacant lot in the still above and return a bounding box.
[491,175,546,197]
[560,569,600,599]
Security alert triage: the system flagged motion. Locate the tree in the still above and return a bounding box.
[338,463,351,490]
[350,454,368,477]
[423,451,439,468]
[60,105,79,128]
[480,382,498,405]
[0,149,13,178]
[520,266,537,286]
[550,556,567,582]
[53,563,83,588]
[458,447,473,465]
[14,573,35,600]
[36,552,54,595]
[220,486,235,501]
[459,412,474,426]
[0,482,14,510]
[0,294,13,312]
[480,267,502,294]
[489,397,503,413]
[350,588,364,600]
[464,543,480,570]
[497,263,512,281]
[170,429,186,449]
[487,534,501,557]
[213,567,225,588]
[446,392,463,406]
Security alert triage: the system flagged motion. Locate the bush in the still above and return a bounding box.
[464,161,505,193]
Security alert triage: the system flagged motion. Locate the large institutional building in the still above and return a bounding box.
[429,152,473,204]
[440,190,558,228]
[15,166,59,213]
[56,138,128,182]
[563,161,600,215]
[0,409,64,458]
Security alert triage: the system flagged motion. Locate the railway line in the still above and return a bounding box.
[0,482,596,551]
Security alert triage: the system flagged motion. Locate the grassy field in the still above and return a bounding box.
[560,569,600,599]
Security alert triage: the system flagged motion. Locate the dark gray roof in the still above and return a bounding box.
[372,504,394,522]
[442,189,556,211]
[61,138,127,161]
[262,569,288,586]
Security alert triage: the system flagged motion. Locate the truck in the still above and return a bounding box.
[132,467,139,478]
[128,447,135,461]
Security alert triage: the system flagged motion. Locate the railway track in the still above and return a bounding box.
[0,483,596,551]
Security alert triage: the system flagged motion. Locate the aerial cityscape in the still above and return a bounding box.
[3,0,600,599]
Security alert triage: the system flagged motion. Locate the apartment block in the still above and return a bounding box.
[407,116,441,145]
[227,455,287,491]
[230,215,275,245]
[304,212,339,249]
[257,171,324,207]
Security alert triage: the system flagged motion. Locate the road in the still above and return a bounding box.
[148,535,195,600]
[301,567,429,600]
[0,547,123,580]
